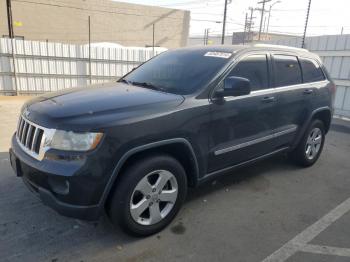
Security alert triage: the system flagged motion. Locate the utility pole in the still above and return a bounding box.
[6,0,14,38]
[242,13,248,45]
[88,16,92,84]
[6,0,18,95]
[247,7,255,43]
[266,5,273,37]
[266,1,281,39]
[301,0,312,48]
[152,23,155,56]
[206,29,210,45]
[257,0,271,41]
[262,16,267,39]
[221,0,228,44]
[203,29,207,45]
[204,28,210,45]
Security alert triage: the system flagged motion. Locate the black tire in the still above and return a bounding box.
[289,119,325,167]
[108,154,187,237]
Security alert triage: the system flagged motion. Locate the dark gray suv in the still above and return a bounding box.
[9,44,335,236]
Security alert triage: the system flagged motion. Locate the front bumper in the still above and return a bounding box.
[22,174,100,220]
[9,134,109,221]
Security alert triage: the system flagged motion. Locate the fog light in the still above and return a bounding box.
[48,176,70,195]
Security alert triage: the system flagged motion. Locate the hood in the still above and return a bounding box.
[23,82,184,131]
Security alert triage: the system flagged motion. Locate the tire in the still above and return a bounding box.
[108,154,187,236]
[289,119,325,167]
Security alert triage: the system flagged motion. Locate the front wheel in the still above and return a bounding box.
[289,119,325,167]
[108,154,187,236]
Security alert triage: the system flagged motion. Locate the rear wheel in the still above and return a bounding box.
[289,119,325,167]
[108,154,187,236]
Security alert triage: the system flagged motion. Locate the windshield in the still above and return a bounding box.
[121,49,233,95]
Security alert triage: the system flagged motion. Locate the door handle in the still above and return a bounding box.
[261,96,276,103]
[303,89,314,94]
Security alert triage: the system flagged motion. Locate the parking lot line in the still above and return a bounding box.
[261,197,350,262]
[300,244,350,257]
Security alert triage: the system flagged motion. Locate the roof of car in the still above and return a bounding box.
[179,44,310,54]
[174,44,321,62]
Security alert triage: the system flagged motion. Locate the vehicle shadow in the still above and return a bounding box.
[186,153,296,202]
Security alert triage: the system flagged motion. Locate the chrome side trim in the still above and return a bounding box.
[214,126,297,156]
[204,147,290,180]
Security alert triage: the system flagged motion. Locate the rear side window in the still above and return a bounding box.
[273,55,302,87]
[228,54,269,91]
[299,57,325,83]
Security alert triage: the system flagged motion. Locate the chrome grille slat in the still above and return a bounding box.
[25,125,34,148]
[16,115,47,160]
[21,121,29,144]
[16,117,22,137]
[31,128,39,151]
[18,118,25,139]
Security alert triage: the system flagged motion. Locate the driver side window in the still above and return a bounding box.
[228,54,269,91]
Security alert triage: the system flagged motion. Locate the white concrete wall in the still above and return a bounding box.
[266,35,350,118]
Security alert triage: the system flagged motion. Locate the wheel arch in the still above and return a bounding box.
[100,138,200,209]
[311,108,332,133]
[292,106,332,149]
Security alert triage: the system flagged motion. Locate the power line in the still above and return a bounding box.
[11,0,183,20]
[160,0,219,7]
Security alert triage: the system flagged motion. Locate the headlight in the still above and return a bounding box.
[46,130,103,151]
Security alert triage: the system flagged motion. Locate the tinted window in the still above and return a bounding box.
[123,49,232,95]
[273,55,302,87]
[299,57,325,83]
[228,54,269,91]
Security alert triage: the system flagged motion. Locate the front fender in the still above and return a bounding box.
[96,137,199,212]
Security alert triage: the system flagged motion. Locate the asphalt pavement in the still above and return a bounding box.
[1,97,350,262]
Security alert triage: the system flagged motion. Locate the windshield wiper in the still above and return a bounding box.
[118,79,131,85]
[130,81,166,92]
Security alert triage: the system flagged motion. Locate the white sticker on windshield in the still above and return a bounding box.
[204,51,232,59]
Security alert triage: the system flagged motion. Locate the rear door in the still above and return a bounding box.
[270,54,314,148]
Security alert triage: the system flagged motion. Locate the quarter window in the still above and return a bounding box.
[299,57,325,83]
[273,55,302,87]
[228,54,269,91]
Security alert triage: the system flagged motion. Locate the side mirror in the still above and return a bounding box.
[216,76,251,98]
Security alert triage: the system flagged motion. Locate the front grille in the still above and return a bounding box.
[16,116,44,156]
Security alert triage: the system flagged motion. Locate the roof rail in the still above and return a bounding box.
[253,43,309,52]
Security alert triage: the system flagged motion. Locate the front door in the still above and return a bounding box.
[207,53,280,173]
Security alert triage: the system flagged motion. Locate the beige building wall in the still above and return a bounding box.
[0,0,190,49]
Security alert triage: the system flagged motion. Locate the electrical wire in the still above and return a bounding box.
[11,0,184,20]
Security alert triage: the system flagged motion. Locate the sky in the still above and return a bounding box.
[113,0,350,37]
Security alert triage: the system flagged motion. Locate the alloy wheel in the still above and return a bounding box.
[130,170,178,226]
[305,127,323,160]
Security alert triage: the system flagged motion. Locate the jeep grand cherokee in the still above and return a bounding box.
[10,44,335,236]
